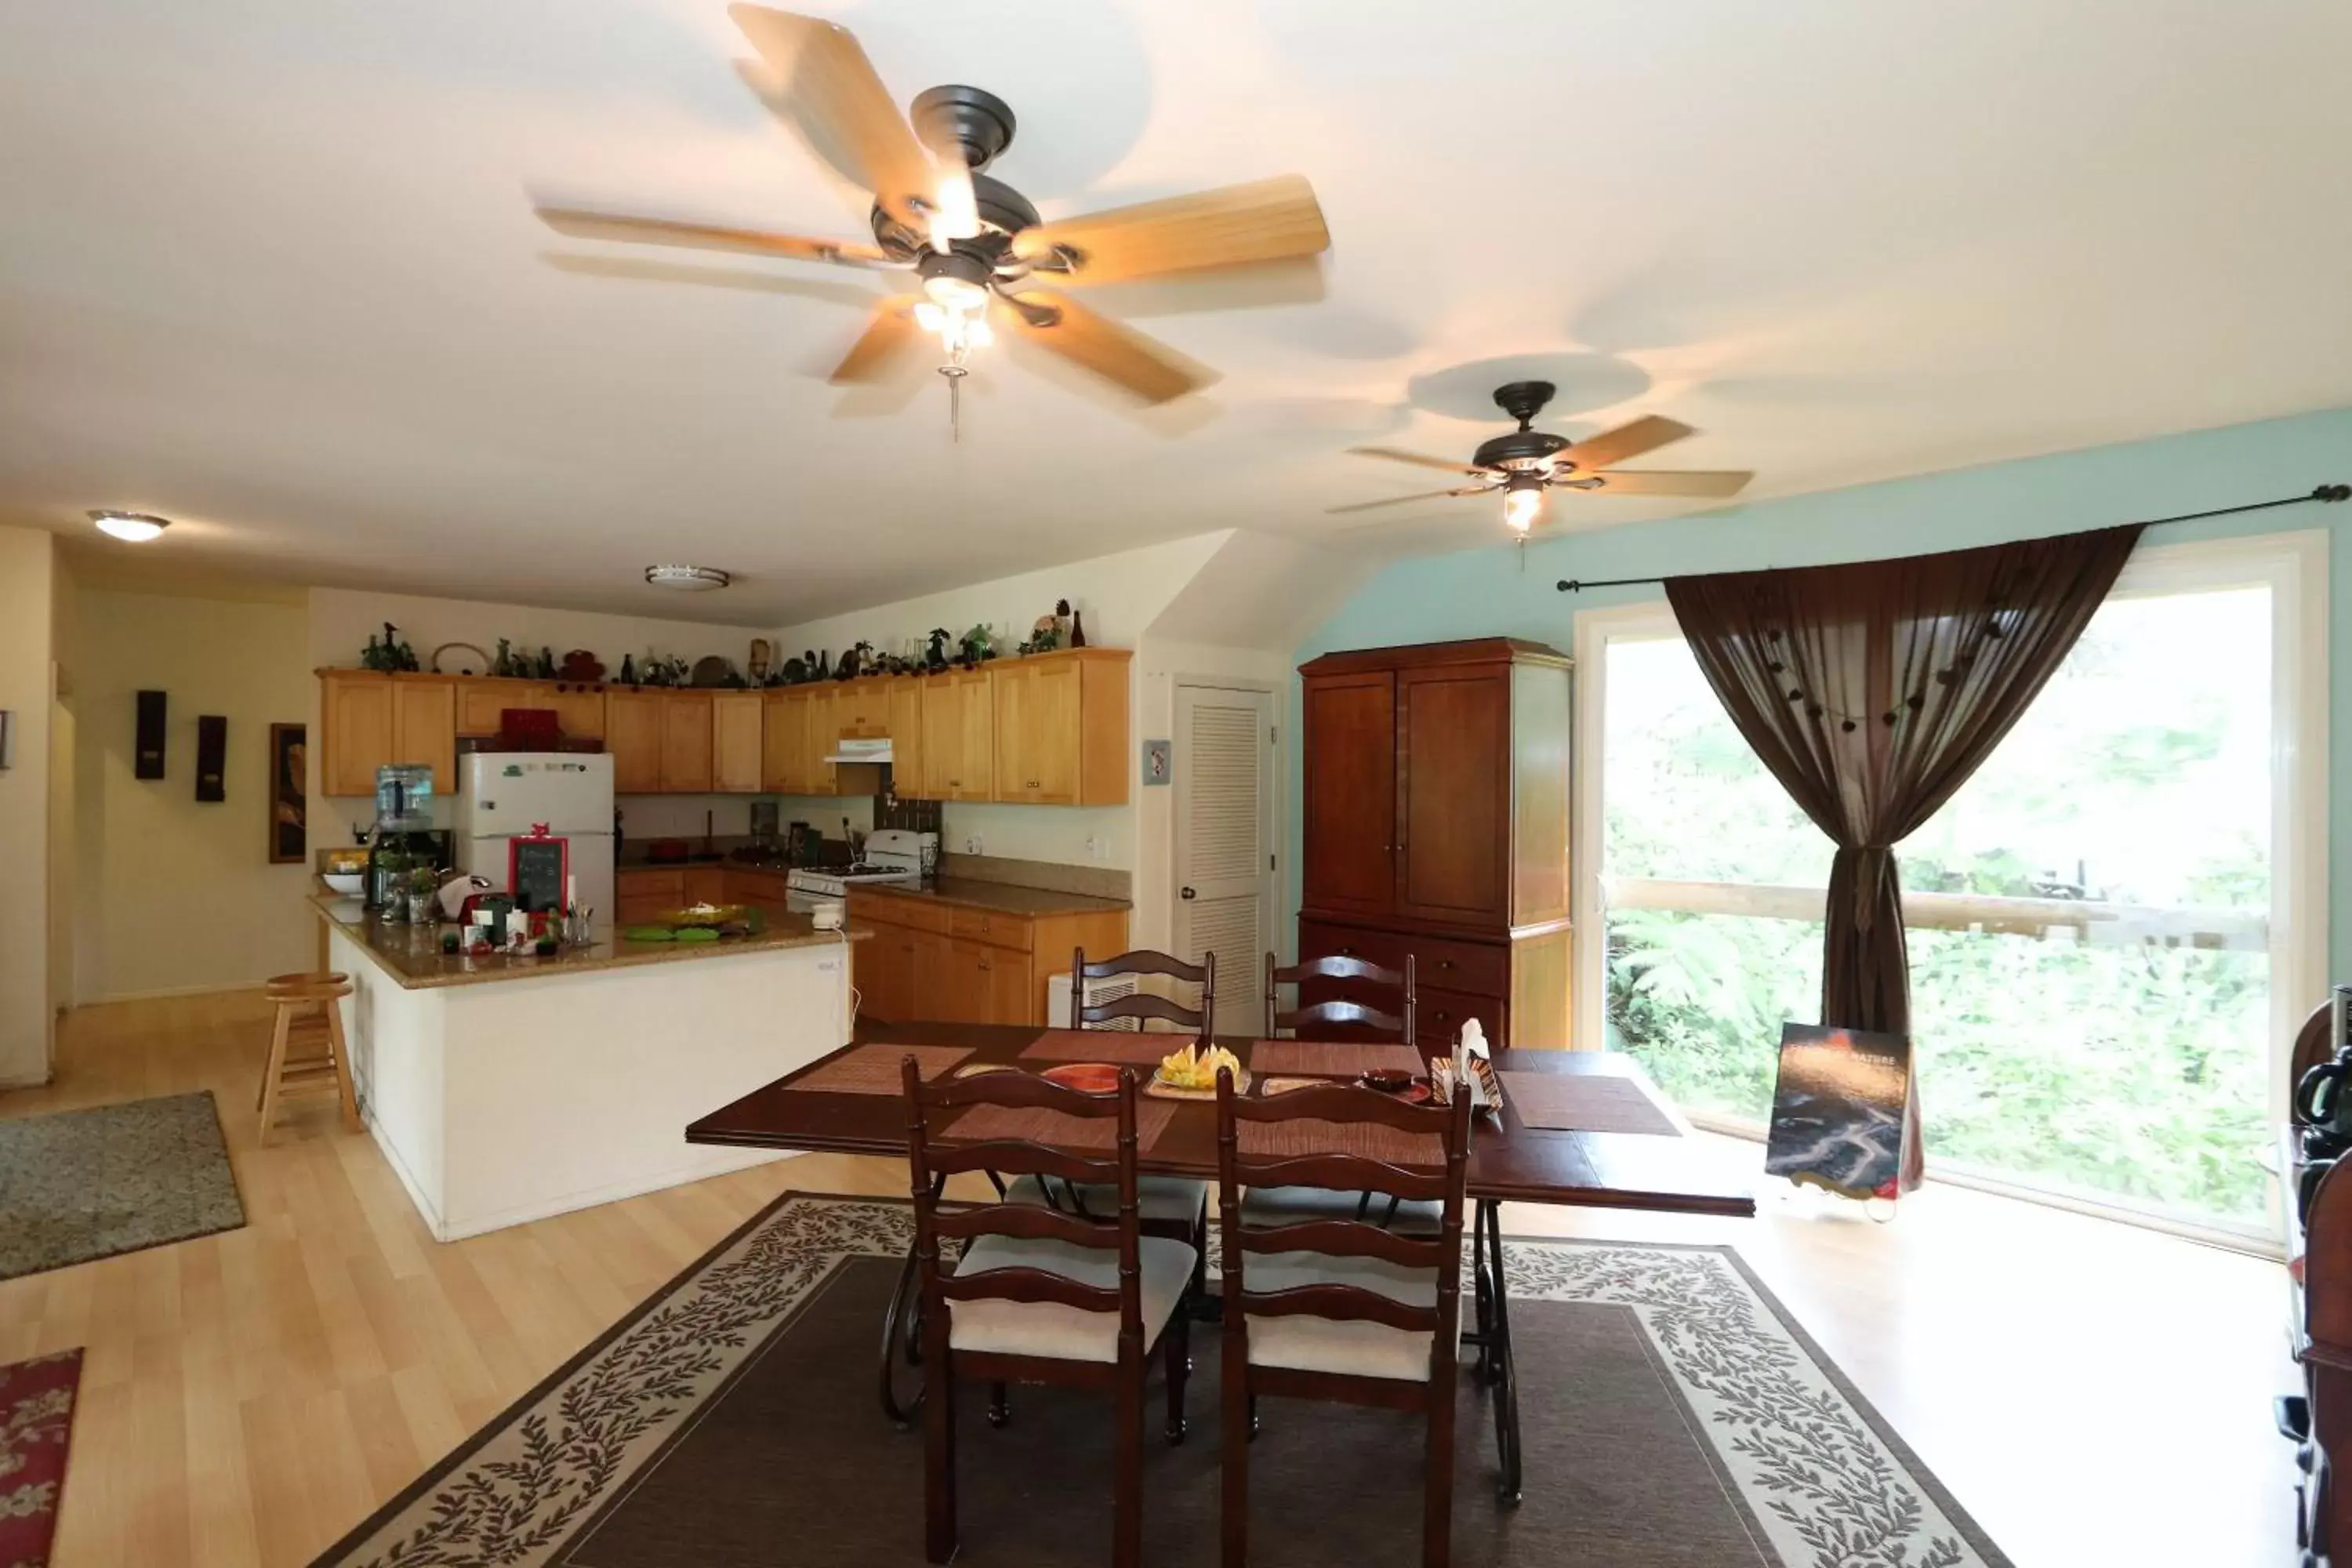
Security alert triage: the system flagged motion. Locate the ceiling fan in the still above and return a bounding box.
[535,5,1332,417]
[1330,381,1754,533]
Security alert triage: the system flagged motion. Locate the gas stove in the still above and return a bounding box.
[786,829,937,901]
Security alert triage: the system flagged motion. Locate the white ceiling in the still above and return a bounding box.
[5,1,2349,626]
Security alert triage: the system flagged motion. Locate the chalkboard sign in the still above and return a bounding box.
[508,833,570,913]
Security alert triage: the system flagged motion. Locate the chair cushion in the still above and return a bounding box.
[1004,1173,1208,1228]
[1240,1185,1443,1236]
[949,1233,1196,1363]
[1240,1249,1450,1383]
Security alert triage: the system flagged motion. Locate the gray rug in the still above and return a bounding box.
[316,1194,2009,1567]
[0,1091,246,1280]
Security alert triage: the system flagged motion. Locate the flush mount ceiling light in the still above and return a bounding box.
[644,564,731,592]
[89,509,172,543]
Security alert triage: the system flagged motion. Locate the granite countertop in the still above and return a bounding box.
[845,877,1131,916]
[310,895,868,991]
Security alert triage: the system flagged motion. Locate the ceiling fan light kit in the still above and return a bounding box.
[538,6,1330,437]
[644,564,731,592]
[1333,379,1757,536]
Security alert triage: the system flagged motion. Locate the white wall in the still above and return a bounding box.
[0,527,56,1085]
[72,588,318,1000]
[307,586,797,849]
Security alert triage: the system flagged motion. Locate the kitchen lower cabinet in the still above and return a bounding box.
[615,868,683,927]
[847,887,1127,1026]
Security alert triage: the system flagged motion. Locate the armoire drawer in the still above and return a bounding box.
[1297,920,1510,996]
[1413,985,1507,1051]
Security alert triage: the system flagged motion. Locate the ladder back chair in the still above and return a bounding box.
[1250,952,1435,1235]
[1073,946,1217,1036]
[1214,1070,1473,1568]
[903,1057,1195,1568]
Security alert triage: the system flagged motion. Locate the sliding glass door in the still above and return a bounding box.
[1573,532,2325,1241]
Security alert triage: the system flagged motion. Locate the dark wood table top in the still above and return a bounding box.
[686,1025,1757,1219]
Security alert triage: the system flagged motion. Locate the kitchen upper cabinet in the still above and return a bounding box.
[888,679,926,799]
[660,693,714,793]
[551,686,606,740]
[1300,669,1398,918]
[605,691,663,795]
[318,673,457,797]
[918,674,962,799]
[458,681,514,737]
[760,690,800,793]
[457,679,608,740]
[712,692,764,793]
[837,677,887,737]
[990,649,1125,807]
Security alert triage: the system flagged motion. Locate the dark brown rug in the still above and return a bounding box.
[315,1194,2009,1568]
[0,1091,245,1281]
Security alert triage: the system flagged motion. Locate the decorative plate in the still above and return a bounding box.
[1041,1062,1123,1094]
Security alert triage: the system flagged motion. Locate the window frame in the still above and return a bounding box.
[1570,528,2328,1246]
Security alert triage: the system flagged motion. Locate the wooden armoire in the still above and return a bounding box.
[1297,637,1572,1050]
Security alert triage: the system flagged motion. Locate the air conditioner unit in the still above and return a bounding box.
[1046,971,1141,1031]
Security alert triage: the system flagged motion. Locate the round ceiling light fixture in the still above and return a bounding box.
[89,509,172,543]
[644,564,731,592]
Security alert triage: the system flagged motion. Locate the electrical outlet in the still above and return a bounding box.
[964,833,982,855]
[1083,834,1099,858]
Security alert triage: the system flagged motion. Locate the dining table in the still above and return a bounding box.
[685,1022,1758,1505]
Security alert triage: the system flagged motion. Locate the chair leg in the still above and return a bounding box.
[256,1005,294,1145]
[924,1345,957,1563]
[1164,1310,1190,1445]
[1423,1375,1457,1568]
[1115,1341,1144,1568]
[322,996,361,1131]
[987,1381,1011,1428]
[1221,1351,1250,1567]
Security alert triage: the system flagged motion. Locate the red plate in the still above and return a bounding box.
[1041,1062,1121,1095]
[1394,1080,1432,1106]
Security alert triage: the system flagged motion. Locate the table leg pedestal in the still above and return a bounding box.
[1460,1200,1523,1504]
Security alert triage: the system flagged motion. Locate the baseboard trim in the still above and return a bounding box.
[87,980,268,1004]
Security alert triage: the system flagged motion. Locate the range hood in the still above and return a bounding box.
[823,736,894,766]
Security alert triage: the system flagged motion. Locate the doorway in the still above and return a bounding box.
[1171,681,1277,1037]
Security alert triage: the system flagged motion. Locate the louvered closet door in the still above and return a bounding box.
[1174,684,1276,1036]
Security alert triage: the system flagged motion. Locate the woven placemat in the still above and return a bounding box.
[1500,1072,1681,1136]
[945,1098,1177,1154]
[1019,1029,1174,1065]
[787,1044,972,1095]
[1238,1116,1444,1167]
[1250,1040,1425,1078]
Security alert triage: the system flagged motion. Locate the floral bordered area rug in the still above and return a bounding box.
[314,1192,2009,1568]
[0,1348,83,1568]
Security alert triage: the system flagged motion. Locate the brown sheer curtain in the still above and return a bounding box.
[1663,522,2143,1056]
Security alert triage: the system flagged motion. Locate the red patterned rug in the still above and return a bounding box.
[0,1349,82,1568]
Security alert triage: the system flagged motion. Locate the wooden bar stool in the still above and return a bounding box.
[258,971,359,1144]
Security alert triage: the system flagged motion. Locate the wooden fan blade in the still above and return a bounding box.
[1559,415,1696,473]
[995,289,1216,405]
[730,5,932,221]
[1327,487,1486,515]
[535,207,893,267]
[1345,445,1483,476]
[1010,174,1330,285]
[1581,470,1755,498]
[829,296,923,383]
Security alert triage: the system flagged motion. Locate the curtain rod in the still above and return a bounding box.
[1553,482,2350,595]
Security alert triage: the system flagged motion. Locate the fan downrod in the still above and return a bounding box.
[1493,380,1557,430]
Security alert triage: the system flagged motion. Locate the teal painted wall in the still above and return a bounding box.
[1288,405,2352,974]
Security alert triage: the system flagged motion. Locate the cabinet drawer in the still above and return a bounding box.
[1297,920,1509,996]
[849,888,951,935]
[1413,985,1506,1051]
[949,905,1032,952]
[619,869,684,902]
[725,871,790,909]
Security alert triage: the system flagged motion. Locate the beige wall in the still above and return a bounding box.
[71,587,317,1000]
[0,526,56,1085]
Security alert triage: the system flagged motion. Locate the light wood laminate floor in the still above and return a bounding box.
[0,992,2296,1566]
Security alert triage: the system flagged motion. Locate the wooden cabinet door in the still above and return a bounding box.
[457,681,510,736]
[1025,658,1083,804]
[800,687,838,796]
[390,679,457,797]
[553,686,606,740]
[943,938,1012,1024]
[661,694,714,793]
[1395,664,1512,927]
[761,691,797,792]
[888,679,926,798]
[920,676,961,797]
[321,674,392,797]
[606,691,663,795]
[1300,670,1398,917]
[838,679,887,735]
[991,661,1034,803]
[855,923,901,1021]
[711,693,763,793]
[955,670,995,800]
[984,946,1033,1024]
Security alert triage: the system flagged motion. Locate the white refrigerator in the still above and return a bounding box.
[455,753,616,918]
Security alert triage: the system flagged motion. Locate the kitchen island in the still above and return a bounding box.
[313,895,867,1240]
